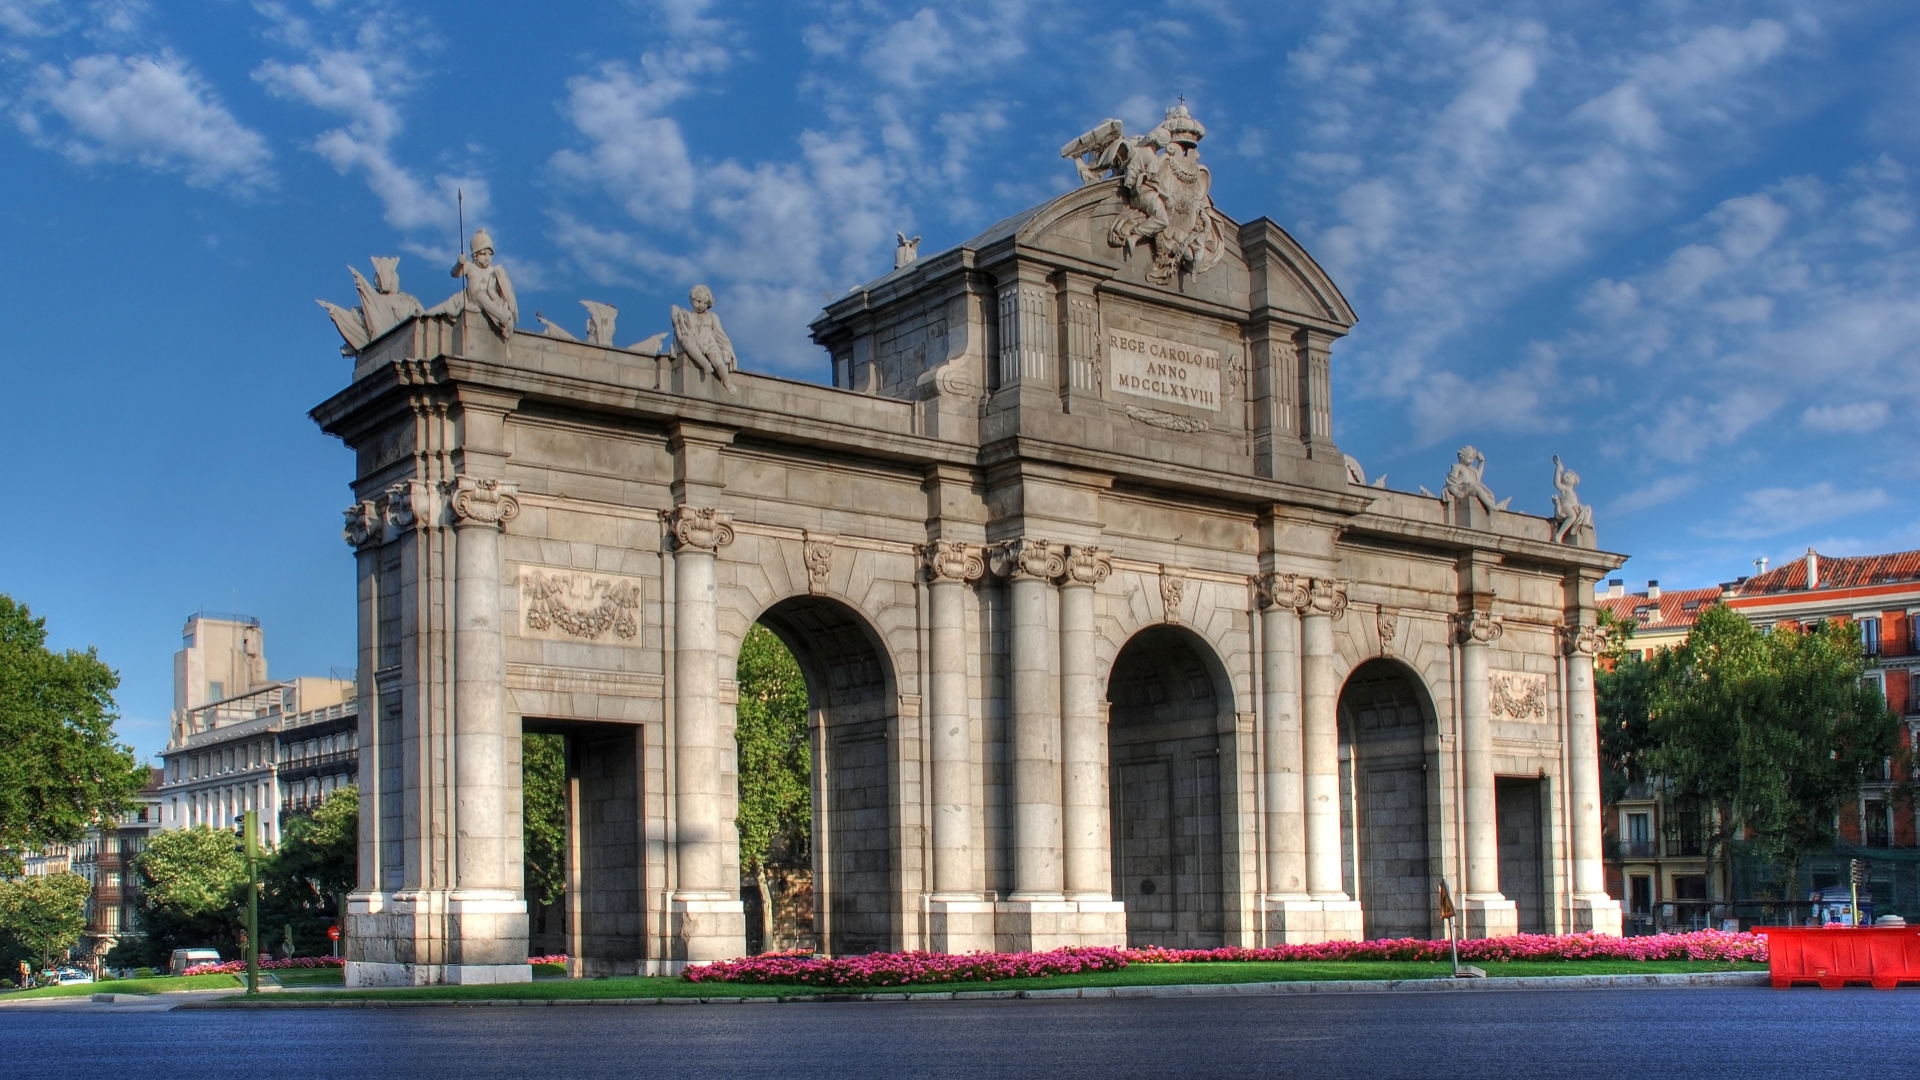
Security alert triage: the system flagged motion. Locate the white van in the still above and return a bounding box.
[169,949,222,976]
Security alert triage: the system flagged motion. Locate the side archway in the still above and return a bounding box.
[1337,658,1439,941]
[750,594,899,956]
[1105,624,1235,948]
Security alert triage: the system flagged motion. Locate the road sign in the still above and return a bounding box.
[328,925,341,942]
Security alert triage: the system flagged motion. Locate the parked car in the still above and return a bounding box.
[169,949,222,976]
[52,968,93,985]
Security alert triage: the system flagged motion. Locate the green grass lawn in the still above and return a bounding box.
[3,973,244,1000]
[270,969,345,988]
[260,959,1763,1003]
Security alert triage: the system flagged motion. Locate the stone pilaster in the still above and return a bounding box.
[665,505,746,962]
[1257,572,1321,942]
[1455,608,1516,938]
[1564,620,1622,935]
[922,540,995,952]
[1299,577,1361,940]
[447,475,531,982]
[1059,545,1112,901]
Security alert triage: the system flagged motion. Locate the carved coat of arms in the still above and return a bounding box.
[1062,104,1231,286]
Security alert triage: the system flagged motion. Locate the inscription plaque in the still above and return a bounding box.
[1107,330,1220,411]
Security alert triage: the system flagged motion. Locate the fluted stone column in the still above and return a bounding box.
[1060,546,1112,900]
[665,506,746,962]
[1456,609,1516,938]
[1300,578,1361,940]
[992,539,1066,900]
[1565,622,1622,934]
[448,476,531,982]
[922,541,995,952]
[1257,573,1319,941]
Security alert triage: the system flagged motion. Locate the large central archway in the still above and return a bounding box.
[753,595,898,956]
[1337,659,1439,941]
[1106,625,1232,949]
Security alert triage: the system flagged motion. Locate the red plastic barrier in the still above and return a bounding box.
[1759,927,1920,989]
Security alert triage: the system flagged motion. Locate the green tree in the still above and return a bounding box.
[734,625,811,952]
[261,786,357,956]
[0,595,147,872]
[0,872,91,970]
[523,735,568,911]
[1595,606,1658,806]
[130,825,247,958]
[1649,605,1899,900]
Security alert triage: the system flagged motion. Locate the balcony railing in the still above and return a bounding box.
[1619,839,1656,858]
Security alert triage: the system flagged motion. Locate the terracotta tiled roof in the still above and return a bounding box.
[1728,550,1920,596]
[1595,586,1721,633]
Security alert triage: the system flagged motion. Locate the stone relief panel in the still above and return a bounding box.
[1488,670,1549,721]
[517,566,645,642]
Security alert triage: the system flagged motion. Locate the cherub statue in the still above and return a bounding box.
[1444,445,1509,515]
[670,284,737,392]
[895,232,922,269]
[1550,455,1594,545]
[445,229,518,341]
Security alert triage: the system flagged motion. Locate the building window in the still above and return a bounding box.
[208,680,224,701]
[1862,617,1883,657]
[1866,800,1891,847]
[1625,812,1653,857]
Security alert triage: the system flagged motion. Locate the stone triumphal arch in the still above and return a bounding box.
[314,106,1625,986]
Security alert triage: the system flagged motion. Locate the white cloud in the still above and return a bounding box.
[254,7,484,240]
[0,0,67,38]
[14,51,272,190]
[1611,474,1700,516]
[1707,481,1891,540]
[1802,401,1890,433]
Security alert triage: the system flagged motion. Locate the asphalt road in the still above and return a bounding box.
[7,988,1918,1079]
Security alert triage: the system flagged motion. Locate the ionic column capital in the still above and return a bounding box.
[1298,577,1348,621]
[989,538,1065,583]
[1255,571,1311,612]
[382,480,427,534]
[448,476,520,530]
[921,540,986,584]
[664,505,735,552]
[342,501,381,549]
[1561,622,1605,656]
[1061,545,1112,587]
[1453,609,1504,645]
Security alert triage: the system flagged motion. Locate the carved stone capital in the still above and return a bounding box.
[1303,578,1348,621]
[448,476,520,530]
[921,540,986,584]
[342,500,381,549]
[1255,571,1313,613]
[664,506,735,552]
[989,538,1065,583]
[382,480,425,534]
[1377,607,1398,658]
[1160,567,1187,624]
[1562,622,1606,657]
[803,531,836,595]
[1062,545,1112,587]
[1452,609,1504,645]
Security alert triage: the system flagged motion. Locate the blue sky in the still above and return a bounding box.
[3,0,1917,761]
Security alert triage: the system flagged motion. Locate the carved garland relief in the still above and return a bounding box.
[519,568,644,642]
[1489,671,1549,720]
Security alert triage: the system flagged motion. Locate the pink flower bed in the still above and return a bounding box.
[529,954,569,966]
[683,931,1765,988]
[684,946,1130,987]
[183,956,347,975]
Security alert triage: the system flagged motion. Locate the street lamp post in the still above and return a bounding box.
[243,810,259,995]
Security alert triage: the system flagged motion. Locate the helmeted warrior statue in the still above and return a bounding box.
[670,284,738,392]
[1060,103,1231,285]
[444,228,519,341]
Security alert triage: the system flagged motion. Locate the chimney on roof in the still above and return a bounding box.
[1607,579,1625,599]
[1806,548,1819,591]
[1646,580,1661,600]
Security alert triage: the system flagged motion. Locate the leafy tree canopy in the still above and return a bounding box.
[523,736,567,909]
[125,825,249,963]
[0,595,147,872]
[736,624,811,877]
[0,871,91,969]
[261,786,357,956]
[1648,604,1899,892]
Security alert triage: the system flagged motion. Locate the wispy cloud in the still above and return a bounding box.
[13,51,272,190]
[254,3,484,247]
[1705,481,1891,540]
